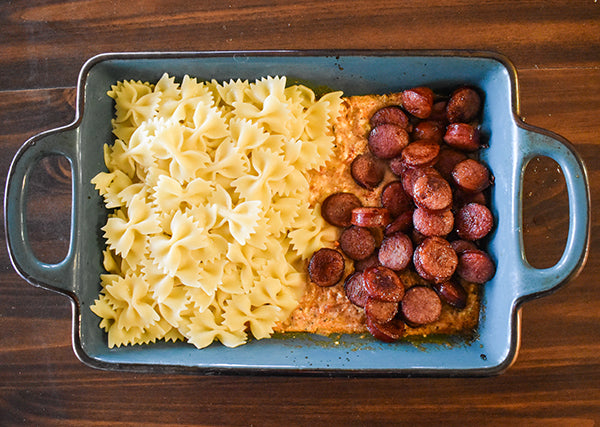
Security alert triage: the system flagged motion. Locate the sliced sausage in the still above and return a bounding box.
[368,124,410,159]
[366,315,406,343]
[389,156,407,177]
[452,158,491,193]
[453,189,487,210]
[384,210,414,236]
[380,181,412,217]
[450,239,478,255]
[401,166,440,198]
[412,174,453,212]
[378,232,413,271]
[455,203,493,241]
[411,229,428,246]
[363,266,405,302]
[443,123,480,152]
[370,106,411,130]
[308,248,345,287]
[365,298,399,323]
[344,271,370,307]
[435,147,468,182]
[432,280,468,309]
[457,249,496,284]
[413,208,454,237]
[401,286,442,326]
[429,101,448,123]
[351,207,392,228]
[354,252,381,272]
[321,192,362,227]
[351,153,386,189]
[401,87,434,119]
[412,120,445,142]
[413,236,458,283]
[400,139,441,168]
[446,87,482,123]
[339,226,376,261]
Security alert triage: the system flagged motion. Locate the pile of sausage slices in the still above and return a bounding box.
[308,86,496,343]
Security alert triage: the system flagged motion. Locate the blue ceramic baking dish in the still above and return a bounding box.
[4,51,590,376]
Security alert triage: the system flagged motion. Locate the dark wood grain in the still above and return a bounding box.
[1,1,599,425]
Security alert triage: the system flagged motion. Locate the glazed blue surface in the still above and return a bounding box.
[4,52,590,375]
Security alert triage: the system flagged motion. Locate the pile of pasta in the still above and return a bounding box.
[90,73,342,348]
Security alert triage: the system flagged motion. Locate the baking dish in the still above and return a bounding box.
[4,51,590,375]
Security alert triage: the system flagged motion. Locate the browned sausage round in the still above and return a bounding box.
[443,123,480,152]
[354,252,381,272]
[450,239,478,254]
[384,209,414,236]
[400,139,441,168]
[453,189,487,210]
[366,315,406,343]
[400,286,442,326]
[412,208,454,237]
[378,232,413,271]
[368,124,410,159]
[401,87,434,119]
[370,106,411,130]
[401,166,440,198]
[339,225,376,261]
[351,153,386,190]
[455,202,494,241]
[365,298,399,323]
[432,280,468,309]
[435,147,468,182]
[457,249,496,284]
[351,207,392,228]
[363,266,405,302]
[344,271,370,307]
[380,181,412,217]
[411,229,428,247]
[412,174,453,212]
[308,248,345,287]
[446,87,482,123]
[389,156,407,177]
[412,120,445,142]
[413,236,458,283]
[321,192,362,227]
[452,158,491,193]
[429,101,448,123]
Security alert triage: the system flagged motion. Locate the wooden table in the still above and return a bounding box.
[1,1,599,424]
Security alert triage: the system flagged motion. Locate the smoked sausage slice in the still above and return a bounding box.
[370,106,411,130]
[400,139,441,169]
[366,316,406,343]
[455,202,494,241]
[443,123,480,152]
[368,124,410,159]
[354,252,381,272]
[413,208,454,237]
[413,237,458,283]
[351,153,386,189]
[401,286,442,326]
[344,271,370,307]
[365,298,399,323]
[339,226,376,261]
[381,181,412,217]
[412,120,445,143]
[363,266,405,302]
[321,192,362,227]
[308,248,345,287]
[432,280,468,309]
[457,249,496,284]
[452,159,491,193]
[446,87,482,123]
[351,207,392,228]
[450,239,478,255]
[412,174,453,212]
[384,210,414,236]
[401,87,434,119]
[378,232,413,271]
[435,147,468,182]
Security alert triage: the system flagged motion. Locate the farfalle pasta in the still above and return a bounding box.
[91,73,342,348]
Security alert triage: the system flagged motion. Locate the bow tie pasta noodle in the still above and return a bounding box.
[90,74,343,349]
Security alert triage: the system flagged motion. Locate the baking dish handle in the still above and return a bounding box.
[515,124,590,300]
[4,127,78,297]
